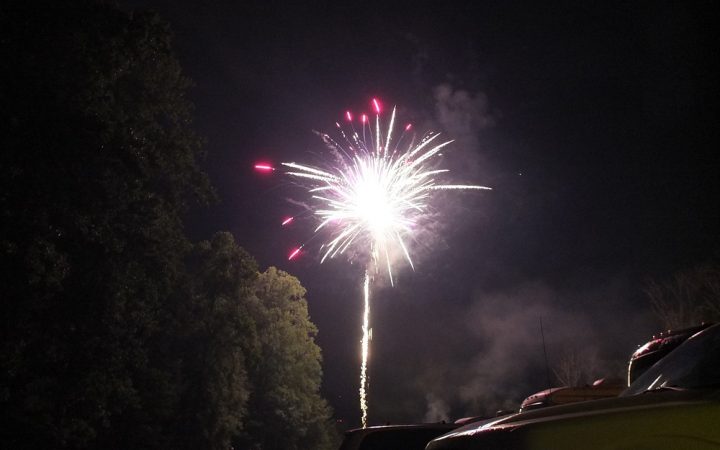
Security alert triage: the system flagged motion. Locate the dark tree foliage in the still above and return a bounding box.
[237,267,339,450]
[1,2,212,448]
[175,235,338,450]
[645,264,720,329]
[1,2,337,449]
[171,232,260,450]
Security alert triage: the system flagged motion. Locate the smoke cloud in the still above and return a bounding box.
[423,393,451,422]
[432,83,495,179]
[407,276,658,420]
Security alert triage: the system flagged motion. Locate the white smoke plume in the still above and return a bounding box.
[423,393,451,422]
[405,276,658,419]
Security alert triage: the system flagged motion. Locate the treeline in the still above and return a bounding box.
[0,2,336,449]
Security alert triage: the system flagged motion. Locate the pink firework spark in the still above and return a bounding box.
[254,163,275,172]
[288,246,302,260]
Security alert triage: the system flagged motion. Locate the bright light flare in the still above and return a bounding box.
[372,98,381,114]
[281,217,294,226]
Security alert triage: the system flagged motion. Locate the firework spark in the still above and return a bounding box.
[254,163,275,172]
[288,245,303,260]
[278,100,490,427]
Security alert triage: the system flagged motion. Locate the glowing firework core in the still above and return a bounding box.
[354,170,394,236]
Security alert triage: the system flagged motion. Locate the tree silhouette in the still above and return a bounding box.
[1,2,211,447]
[238,267,338,450]
[645,264,720,330]
[1,3,337,449]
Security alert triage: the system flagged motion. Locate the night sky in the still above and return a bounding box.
[124,0,718,427]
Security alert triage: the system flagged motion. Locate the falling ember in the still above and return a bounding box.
[288,246,302,260]
[281,217,294,226]
[275,100,490,427]
[346,111,353,122]
[254,163,275,172]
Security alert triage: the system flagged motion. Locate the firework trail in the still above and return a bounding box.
[360,269,370,428]
[257,99,490,427]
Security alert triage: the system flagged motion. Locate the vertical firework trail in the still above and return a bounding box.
[256,99,490,427]
[360,269,370,427]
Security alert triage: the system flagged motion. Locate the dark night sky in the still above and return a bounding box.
[124,0,718,427]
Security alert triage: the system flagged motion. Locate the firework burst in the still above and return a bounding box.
[281,104,490,284]
[257,99,490,427]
